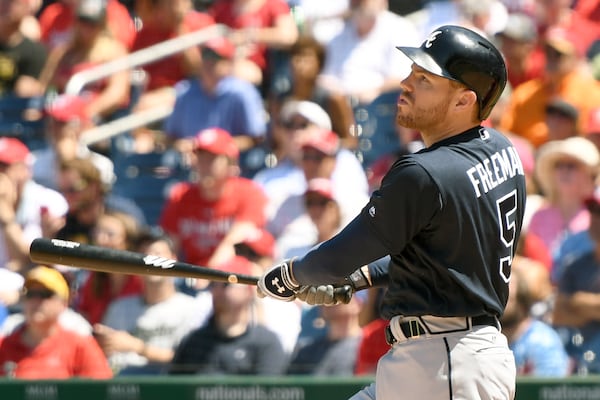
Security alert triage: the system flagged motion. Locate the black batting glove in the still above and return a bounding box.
[257,259,300,301]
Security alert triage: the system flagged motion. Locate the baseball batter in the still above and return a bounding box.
[258,25,526,399]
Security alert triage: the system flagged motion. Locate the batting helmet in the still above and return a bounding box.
[396,25,507,120]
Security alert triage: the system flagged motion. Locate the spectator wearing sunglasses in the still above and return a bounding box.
[0,266,112,378]
[254,101,368,258]
[528,137,600,283]
[273,126,368,261]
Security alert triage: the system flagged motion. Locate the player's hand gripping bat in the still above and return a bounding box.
[29,238,353,303]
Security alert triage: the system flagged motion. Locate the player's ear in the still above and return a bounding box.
[454,89,478,112]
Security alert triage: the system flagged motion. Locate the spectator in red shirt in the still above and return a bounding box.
[208,0,298,86]
[159,127,268,272]
[0,265,112,378]
[131,0,215,112]
[39,0,135,51]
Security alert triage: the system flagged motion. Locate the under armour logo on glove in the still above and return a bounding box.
[258,260,299,301]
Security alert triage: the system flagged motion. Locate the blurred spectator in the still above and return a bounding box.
[455,0,508,39]
[545,98,579,141]
[208,0,299,86]
[501,263,570,376]
[18,0,42,40]
[33,94,115,191]
[494,12,544,89]
[533,0,599,59]
[0,266,112,378]
[268,35,356,149]
[0,0,47,97]
[529,137,599,276]
[163,36,267,172]
[159,128,268,271]
[286,296,362,376]
[39,0,135,51]
[318,0,420,105]
[39,0,131,125]
[0,268,24,310]
[0,138,68,273]
[270,126,368,259]
[281,177,346,350]
[131,0,215,112]
[75,210,144,325]
[236,228,302,355]
[553,192,600,374]
[254,101,367,246]
[500,26,600,148]
[169,256,287,375]
[354,317,387,375]
[298,0,349,44]
[93,229,200,375]
[54,157,146,245]
[584,106,600,152]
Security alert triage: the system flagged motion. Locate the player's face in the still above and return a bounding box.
[396,65,458,132]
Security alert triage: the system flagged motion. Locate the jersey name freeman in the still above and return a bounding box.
[466,146,524,198]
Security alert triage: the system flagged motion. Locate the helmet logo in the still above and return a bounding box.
[425,30,442,48]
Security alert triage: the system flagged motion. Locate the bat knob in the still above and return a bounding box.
[333,285,354,304]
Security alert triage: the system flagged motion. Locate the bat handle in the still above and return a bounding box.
[333,284,354,304]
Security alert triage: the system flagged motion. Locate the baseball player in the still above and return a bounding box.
[258,25,526,400]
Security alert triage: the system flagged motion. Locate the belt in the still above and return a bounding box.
[385,315,498,346]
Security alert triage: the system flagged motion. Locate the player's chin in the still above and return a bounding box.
[396,114,416,129]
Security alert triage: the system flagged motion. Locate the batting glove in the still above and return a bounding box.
[257,259,300,301]
[296,284,353,306]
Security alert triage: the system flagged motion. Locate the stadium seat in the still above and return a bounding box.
[111,150,190,226]
[0,95,47,151]
[352,90,402,168]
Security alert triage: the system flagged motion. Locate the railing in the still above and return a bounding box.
[0,376,598,400]
[62,24,230,146]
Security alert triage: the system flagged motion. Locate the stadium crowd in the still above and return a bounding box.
[0,0,599,379]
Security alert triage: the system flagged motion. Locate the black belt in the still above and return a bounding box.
[384,315,498,345]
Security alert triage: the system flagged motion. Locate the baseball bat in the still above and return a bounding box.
[28,238,353,303]
[29,238,259,284]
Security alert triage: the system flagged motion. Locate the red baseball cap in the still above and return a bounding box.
[202,36,236,59]
[240,228,275,258]
[215,255,254,277]
[45,94,89,123]
[587,107,600,135]
[193,128,239,159]
[305,177,335,200]
[0,137,31,165]
[301,128,340,156]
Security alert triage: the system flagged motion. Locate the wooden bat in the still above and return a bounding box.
[29,238,353,303]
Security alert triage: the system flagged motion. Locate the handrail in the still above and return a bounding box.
[65,23,229,96]
[80,105,173,147]
[67,23,229,146]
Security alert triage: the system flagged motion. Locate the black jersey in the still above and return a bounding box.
[365,127,526,319]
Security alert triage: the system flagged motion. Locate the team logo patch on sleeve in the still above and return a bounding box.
[369,206,376,217]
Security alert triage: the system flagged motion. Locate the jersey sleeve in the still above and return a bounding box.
[363,158,441,254]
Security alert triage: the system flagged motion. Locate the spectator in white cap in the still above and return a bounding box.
[253,100,368,259]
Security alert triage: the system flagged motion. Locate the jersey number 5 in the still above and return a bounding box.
[496,190,518,283]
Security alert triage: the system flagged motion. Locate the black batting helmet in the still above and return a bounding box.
[396,25,507,120]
